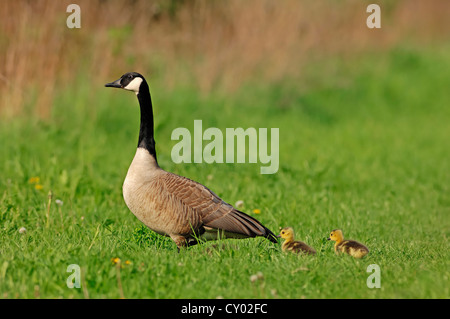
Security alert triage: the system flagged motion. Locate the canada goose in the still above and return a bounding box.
[277,227,316,255]
[105,72,277,250]
[327,229,369,258]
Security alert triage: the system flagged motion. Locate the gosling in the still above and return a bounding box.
[277,227,316,255]
[327,229,369,258]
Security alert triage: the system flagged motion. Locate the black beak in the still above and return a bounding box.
[105,78,122,88]
[327,237,331,241]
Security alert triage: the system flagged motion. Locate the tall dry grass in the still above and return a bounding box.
[1,0,449,117]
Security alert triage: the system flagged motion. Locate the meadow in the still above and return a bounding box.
[0,0,449,299]
[0,45,449,299]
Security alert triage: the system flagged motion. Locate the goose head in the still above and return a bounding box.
[105,72,145,94]
[277,227,295,242]
[327,229,344,243]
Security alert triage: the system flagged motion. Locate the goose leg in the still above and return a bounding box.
[186,238,199,247]
[171,234,187,252]
[171,235,200,252]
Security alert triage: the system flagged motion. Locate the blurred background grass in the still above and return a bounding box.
[0,0,449,299]
[1,0,449,117]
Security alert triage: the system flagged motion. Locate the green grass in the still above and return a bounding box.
[0,46,449,298]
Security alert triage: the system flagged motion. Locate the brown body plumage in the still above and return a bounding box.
[277,227,316,255]
[106,72,277,250]
[123,148,276,248]
[327,229,369,258]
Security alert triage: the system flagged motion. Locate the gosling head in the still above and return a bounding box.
[105,72,146,94]
[327,229,344,243]
[277,227,295,242]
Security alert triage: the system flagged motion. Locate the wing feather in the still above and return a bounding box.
[161,172,276,241]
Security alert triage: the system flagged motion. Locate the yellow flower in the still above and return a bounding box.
[28,177,40,184]
[125,260,131,265]
[253,208,261,214]
[111,257,121,264]
[34,184,44,190]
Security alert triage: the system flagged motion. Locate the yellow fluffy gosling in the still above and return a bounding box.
[327,229,369,258]
[277,227,316,255]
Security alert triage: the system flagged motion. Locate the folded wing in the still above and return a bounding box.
[162,172,277,242]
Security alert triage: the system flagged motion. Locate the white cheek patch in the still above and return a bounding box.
[124,77,143,93]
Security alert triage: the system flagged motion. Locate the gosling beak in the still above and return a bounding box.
[276,235,281,238]
[327,237,331,241]
[105,78,122,88]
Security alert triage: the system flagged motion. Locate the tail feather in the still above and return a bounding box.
[203,207,277,243]
[234,210,278,243]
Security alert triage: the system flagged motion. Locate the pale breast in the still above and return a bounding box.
[123,148,167,234]
[122,148,203,237]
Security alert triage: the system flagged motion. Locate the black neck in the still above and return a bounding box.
[136,81,157,162]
